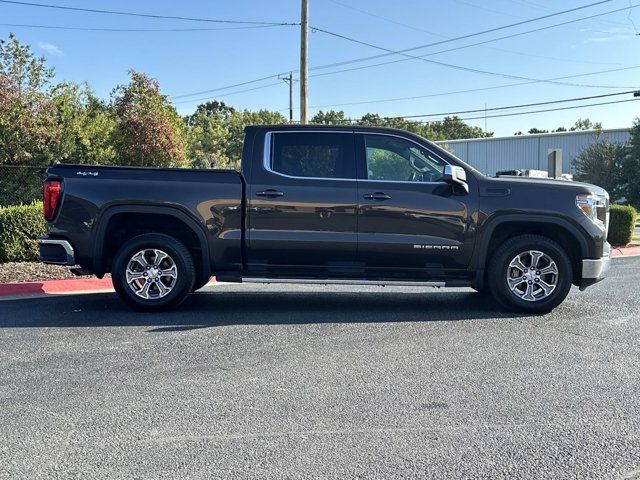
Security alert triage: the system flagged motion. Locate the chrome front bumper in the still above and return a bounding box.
[580,242,610,290]
[38,237,75,266]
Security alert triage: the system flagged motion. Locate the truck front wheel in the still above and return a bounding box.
[112,233,195,311]
[487,234,573,313]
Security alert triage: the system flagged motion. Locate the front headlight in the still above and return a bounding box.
[576,194,607,230]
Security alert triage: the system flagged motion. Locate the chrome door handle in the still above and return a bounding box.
[256,189,284,197]
[363,192,391,200]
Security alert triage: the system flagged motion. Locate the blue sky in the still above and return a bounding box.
[1,0,639,136]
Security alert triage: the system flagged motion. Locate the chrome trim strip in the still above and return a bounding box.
[262,130,451,184]
[582,243,610,280]
[38,238,75,265]
[582,257,610,280]
[240,277,446,287]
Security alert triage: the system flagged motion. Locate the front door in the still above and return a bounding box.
[247,130,358,276]
[355,133,477,277]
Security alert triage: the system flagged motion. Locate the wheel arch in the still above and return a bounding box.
[472,215,588,290]
[93,205,211,283]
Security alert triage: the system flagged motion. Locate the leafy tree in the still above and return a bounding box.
[310,110,347,125]
[355,114,490,140]
[0,33,58,165]
[184,110,229,169]
[430,116,491,140]
[528,128,548,134]
[111,70,187,167]
[553,127,567,132]
[50,82,116,165]
[224,109,287,168]
[188,100,235,122]
[621,118,640,209]
[571,118,602,132]
[0,32,53,93]
[184,102,286,169]
[572,139,625,201]
[359,113,384,126]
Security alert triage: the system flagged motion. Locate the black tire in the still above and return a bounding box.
[487,234,572,313]
[191,276,212,292]
[471,285,490,294]
[112,233,195,311]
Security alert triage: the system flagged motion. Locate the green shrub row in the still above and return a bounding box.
[607,204,637,247]
[0,202,47,262]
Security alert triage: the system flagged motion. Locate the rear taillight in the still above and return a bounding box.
[43,179,62,221]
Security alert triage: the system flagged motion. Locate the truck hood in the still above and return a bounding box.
[487,176,609,198]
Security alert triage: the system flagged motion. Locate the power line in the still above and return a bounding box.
[173,82,283,105]
[326,98,639,124]
[171,74,287,100]
[328,0,621,67]
[310,0,614,72]
[0,22,288,32]
[326,0,442,35]
[0,0,299,26]
[311,25,631,90]
[307,65,640,109]
[168,1,634,100]
[450,0,522,19]
[308,3,638,77]
[182,64,640,109]
[505,0,630,29]
[310,4,639,79]
[388,91,639,119]
[440,98,640,122]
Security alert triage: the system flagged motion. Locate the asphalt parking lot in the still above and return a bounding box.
[1,257,639,479]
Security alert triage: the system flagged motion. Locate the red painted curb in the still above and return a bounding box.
[612,246,640,257]
[0,277,114,296]
[0,276,217,297]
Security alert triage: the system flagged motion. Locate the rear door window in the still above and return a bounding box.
[270,132,355,179]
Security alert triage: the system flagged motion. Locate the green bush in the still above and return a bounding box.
[0,202,46,262]
[607,204,637,247]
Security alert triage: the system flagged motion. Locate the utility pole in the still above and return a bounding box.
[279,72,296,123]
[300,0,308,124]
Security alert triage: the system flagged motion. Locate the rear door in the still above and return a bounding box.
[355,132,476,277]
[246,130,359,275]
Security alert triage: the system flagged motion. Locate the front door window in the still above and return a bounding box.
[364,134,446,183]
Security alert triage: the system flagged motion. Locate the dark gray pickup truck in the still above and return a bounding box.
[39,125,610,312]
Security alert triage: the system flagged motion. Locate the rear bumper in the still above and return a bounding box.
[579,242,610,290]
[38,237,75,266]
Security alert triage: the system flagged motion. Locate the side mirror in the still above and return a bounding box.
[443,165,469,194]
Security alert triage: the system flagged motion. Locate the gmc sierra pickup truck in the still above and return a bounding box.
[39,125,610,312]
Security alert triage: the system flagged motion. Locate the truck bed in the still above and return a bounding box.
[46,163,244,274]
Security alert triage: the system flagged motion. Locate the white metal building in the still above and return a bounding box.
[435,128,631,176]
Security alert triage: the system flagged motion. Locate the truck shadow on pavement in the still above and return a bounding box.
[0,288,537,330]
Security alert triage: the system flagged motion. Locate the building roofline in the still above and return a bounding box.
[435,127,631,144]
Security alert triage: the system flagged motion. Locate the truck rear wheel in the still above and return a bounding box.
[487,234,572,313]
[112,233,195,311]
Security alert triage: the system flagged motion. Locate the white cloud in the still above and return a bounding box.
[37,41,63,56]
[585,34,634,43]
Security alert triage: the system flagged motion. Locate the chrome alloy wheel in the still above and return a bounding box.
[125,249,178,300]
[506,250,558,302]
